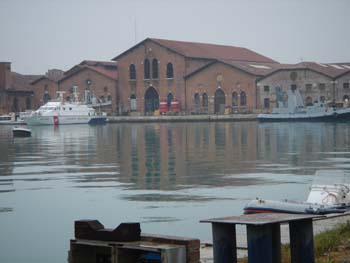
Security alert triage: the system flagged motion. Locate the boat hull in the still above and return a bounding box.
[244,199,350,215]
[12,128,31,137]
[25,115,106,125]
[258,111,350,122]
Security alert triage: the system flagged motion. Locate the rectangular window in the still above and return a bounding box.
[305,84,312,92]
[343,83,350,89]
[291,84,297,91]
[263,98,270,109]
[263,85,270,92]
[319,83,326,91]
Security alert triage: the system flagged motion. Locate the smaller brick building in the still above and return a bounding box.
[58,60,118,114]
[30,69,64,109]
[0,62,41,115]
[257,62,350,110]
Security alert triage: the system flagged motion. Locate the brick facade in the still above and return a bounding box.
[257,68,350,110]
[257,69,334,110]
[336,72,350,105]
[0,62,38,115]
[58,67,118,114]
[113,38,274,115]
[31,77,59,109]
[186,62,258,114]
[115,41,187,114]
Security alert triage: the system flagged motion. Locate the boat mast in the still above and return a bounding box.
[56,91,66,103]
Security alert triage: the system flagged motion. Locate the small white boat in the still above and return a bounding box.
[23,90,107,126]
[12,127,31,137]
[244,170,350,215]
[258,89,350,121]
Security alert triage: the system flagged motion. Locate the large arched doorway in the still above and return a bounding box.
[144,87,159,114]
[214,89,225,114]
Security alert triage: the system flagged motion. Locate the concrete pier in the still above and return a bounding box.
[107,114,258,123]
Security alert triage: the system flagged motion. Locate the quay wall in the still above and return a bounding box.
[107,114,258,123]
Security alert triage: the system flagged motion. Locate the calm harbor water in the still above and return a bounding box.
[1,121,350,262]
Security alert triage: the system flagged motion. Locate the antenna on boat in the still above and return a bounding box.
[56,91,66,102]
[72,86,79,103]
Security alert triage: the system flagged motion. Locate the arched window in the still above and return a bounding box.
[26,97,31,110]
[152,59,158,79]
[13,97,18,112]
[129,64,136,80]
[144,59,150,79]
[202,93,208,108]
[240,91,247,106]
[166,63,174,79]
[232,92,238,107]
[194,93,200,113]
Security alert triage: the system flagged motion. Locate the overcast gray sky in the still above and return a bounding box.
[0,0,349,74]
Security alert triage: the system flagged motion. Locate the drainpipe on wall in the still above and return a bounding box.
[255,80,259,111]
[332,80,337,104]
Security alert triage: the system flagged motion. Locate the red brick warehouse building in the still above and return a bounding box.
[113,38,278,115]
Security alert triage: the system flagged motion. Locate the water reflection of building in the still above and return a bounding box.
[113,122,261,190]
[110,122,350,190]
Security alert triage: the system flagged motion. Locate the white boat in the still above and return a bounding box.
[12,127,31,137]
[24,91,107,126]
[258,89,350,121]
[244,170,350,215]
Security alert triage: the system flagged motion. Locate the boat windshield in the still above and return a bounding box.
[312,170,350,185]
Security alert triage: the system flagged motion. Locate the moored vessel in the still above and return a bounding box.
[24,91,107,126]
[258,89,350,121]
[12,127,31,137]
[244,170,350,215]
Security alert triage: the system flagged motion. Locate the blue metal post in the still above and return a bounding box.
[212,223,237,263]
[247,223,281,263]
[289,219,315,263]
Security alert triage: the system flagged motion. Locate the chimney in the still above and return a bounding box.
[0,62,11,90]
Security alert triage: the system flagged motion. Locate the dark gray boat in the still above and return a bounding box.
[12,127,31,137]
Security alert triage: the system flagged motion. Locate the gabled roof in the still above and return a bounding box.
[112,38,278,64]
[64,60,117,77]
[185,59,281,79]
[11,72,42,91]
[258,62,350,81]
[30,75,57,85]
[79,60,117,67]
[58,64,118,83]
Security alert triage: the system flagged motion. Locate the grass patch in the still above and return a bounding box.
[238,221,350,263]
